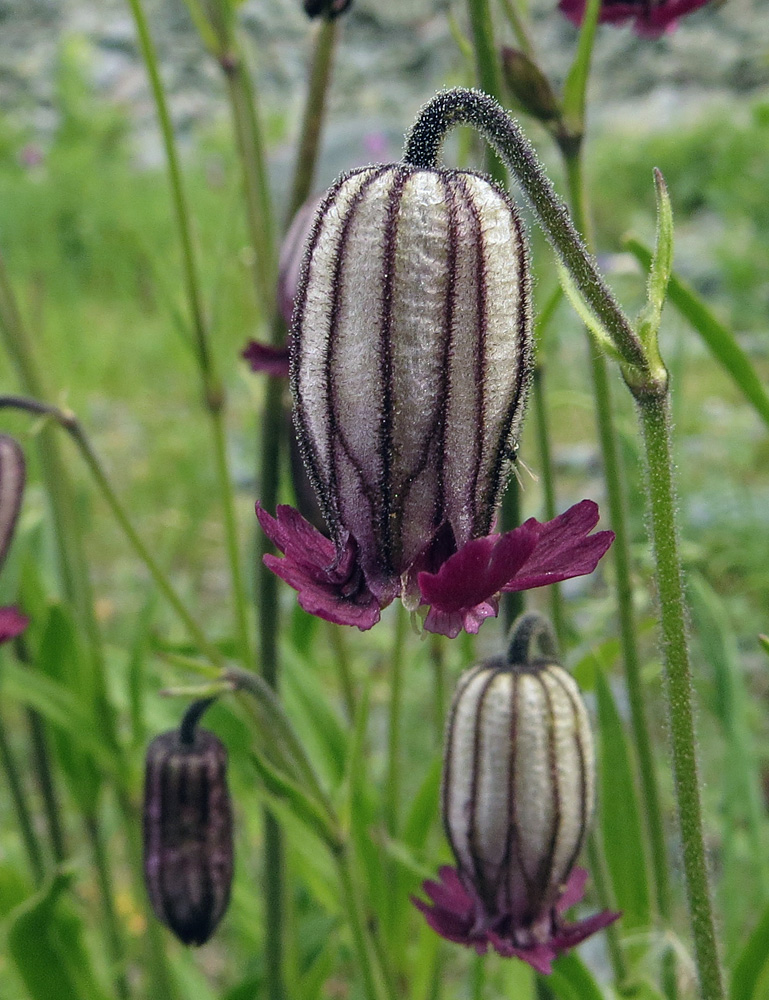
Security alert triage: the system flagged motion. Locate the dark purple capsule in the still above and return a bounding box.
[143,728,233,946]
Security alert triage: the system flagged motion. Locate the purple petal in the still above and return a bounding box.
[241,341,290,378]
[418,527,538,636]
[550,908,622,953]
[558,0,709,35]
[0,435,25,569]
[503,500,614,592]
[0,606,28,644]
[256,503,382,630]
[555,866,588,914]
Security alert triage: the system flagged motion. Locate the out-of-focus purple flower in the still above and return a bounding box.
[257,162,613,636]
[558,0,711,37]
[0,435,28,644]
[241,340,290,378]
[414,613,620,971]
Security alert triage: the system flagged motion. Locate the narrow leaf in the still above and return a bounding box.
[595,668,652,932]
[556,260,624,362]
[8,871,112,1000]
[731,898,769,1000]
[625,238,769,430]
[549,952,606,1000]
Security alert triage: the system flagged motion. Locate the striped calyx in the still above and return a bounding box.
[143,726,233,946]
[443,619,593,938]
[292,163,532,604]
[0,435,25,568]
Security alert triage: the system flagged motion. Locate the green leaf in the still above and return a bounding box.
[549,951,606,1000]
[731,898,769,1000]
[595,668,652,933]
[248,749,339,850]
[555,259,624,363]
[625,238,769,431]
[561,0,602,132]
[7,871,112,1000]
[0,862,33,920]
[636,169,673,370]
[759,635,769,659]
[127,593,156,749]
[0,660,117,776]
[402,756,441,851]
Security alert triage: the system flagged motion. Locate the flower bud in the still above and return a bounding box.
[143,723,233,946]
[442,614,593,938]
[303,0,352,19]
[292,164,532,605]
[501,47,560,124]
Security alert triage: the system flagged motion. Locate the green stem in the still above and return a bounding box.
[117,789,177,1000]
[221,50,277,315]
[0,708,45,885]
[429,633,446,743]
[498,0,535,57]
[531,367,566,646]
[385,604,407,838]
[26,709,67,863]
[466,0,506,184]
[126,0,252,664]
[329,622,356,722]
[586,833,628,986]
[285,18,339,224]
[84,812,130,1000]
[637,395,724,1000]
[334,847,393,1000]
[562,144,672,932]
[0,396,225,669]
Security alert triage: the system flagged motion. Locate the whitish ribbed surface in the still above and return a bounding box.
[292,164,531,593]
[443,661,594,919]
[0,435,25,566]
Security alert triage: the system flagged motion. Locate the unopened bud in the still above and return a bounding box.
[442,613,594,937]
[501,47,561,123]
[143,707,233,946]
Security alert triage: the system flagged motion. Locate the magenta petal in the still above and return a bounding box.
[551,909,622,953]
[502,500,614,592]
[256,503,382,630]
[241,340,290,378]
[0,606,28,643]
[418,527,538,622]
[556,866,589,914]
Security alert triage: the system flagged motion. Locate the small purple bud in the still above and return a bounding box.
[143,720,233,946]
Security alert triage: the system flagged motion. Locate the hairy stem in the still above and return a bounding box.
[638,396,724,1000]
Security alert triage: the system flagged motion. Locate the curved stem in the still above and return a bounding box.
[403,89,649,377]
[638,396,724,1000]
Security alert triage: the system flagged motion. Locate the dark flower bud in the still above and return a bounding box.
[415,613,618,972]
[501,47,560,124]
[143,710,233,946]
[303,0,353,19]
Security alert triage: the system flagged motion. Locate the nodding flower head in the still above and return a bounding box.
[257,144,614,636]
[414,613,620,973]
[0,435,29,644]
[558,0,712,36]
[143,702,234,946]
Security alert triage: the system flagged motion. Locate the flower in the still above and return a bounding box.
[415,866,618,974]
[258,498,612,637]
[0,435,29,644]
[414,613,620,972]
[257,159,614,636]
[558,0,711,37]
[143,720,234,946]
